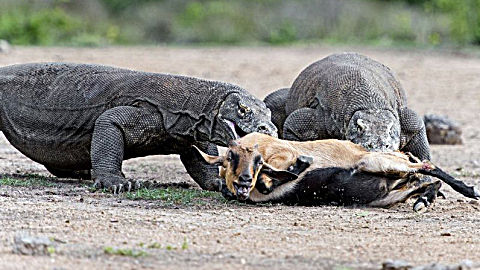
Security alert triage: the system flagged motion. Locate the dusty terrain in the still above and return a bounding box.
[1,46,480,270]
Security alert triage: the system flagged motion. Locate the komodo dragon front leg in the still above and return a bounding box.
[180,142,221,191]
[263,88,289,138]
[91,106,160,193]
[90,105,222,193]
[399,107,431,161]
[282,108,328,141]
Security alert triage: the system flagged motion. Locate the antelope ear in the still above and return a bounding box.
[192,145,225,165]
[260,163,298,183]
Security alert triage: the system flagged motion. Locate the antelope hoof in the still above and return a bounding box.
[413,196,430,212]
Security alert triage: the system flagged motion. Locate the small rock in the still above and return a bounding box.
[382,260,476,270]
[13,234,54,256]
[382,259,412,270]
[0,40,10,53]
[424,114,462,145]
[469,200,479,205]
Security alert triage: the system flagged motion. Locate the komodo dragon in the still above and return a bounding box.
[264,53,431,161]
[0,63,277,192]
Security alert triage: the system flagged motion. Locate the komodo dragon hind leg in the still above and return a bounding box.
[263,88,289,138]
[181,142,221,191]
[283,108,326,141]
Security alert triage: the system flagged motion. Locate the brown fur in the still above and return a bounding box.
[232,133,427,184]
[197,132,430,198]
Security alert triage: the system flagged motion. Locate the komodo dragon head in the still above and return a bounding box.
[346,109,401,152]
[215,92,277,146]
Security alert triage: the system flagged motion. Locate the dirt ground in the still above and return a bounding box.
[1,46,480,270]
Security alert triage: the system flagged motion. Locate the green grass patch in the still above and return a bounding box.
[47,246,56,255]
[146,242,162,249]
[145,238,188,251]
[355,211,371,217]
[103,246,147,257]
[0,175,57,188]
[181,237,188,250]
[124,187,225,205]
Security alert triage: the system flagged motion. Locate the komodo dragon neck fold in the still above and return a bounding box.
[132,90,241,144]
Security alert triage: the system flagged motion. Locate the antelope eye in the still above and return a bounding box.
[227,151,233,162]
[254,155,263,165]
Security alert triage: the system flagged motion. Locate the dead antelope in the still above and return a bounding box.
[194,133,479,210]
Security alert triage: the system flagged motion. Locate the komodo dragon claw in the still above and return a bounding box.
[94,174,141,194]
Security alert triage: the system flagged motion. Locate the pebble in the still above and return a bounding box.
[12,234,54,256]
[382,259,475,270]
[0,40,10,53]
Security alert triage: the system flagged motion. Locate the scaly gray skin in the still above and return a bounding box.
[0,63,277,192]
[264,53,431,161]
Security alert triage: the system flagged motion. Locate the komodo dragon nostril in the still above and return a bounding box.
[258,125,267,131]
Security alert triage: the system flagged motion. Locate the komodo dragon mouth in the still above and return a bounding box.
[223,119,248,139]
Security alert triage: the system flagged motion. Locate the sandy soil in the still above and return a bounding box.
[0,46,480,270]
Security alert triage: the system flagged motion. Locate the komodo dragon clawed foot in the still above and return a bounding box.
[92,170,141,194]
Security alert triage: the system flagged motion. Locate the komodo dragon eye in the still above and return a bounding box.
[238,103,251,117]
